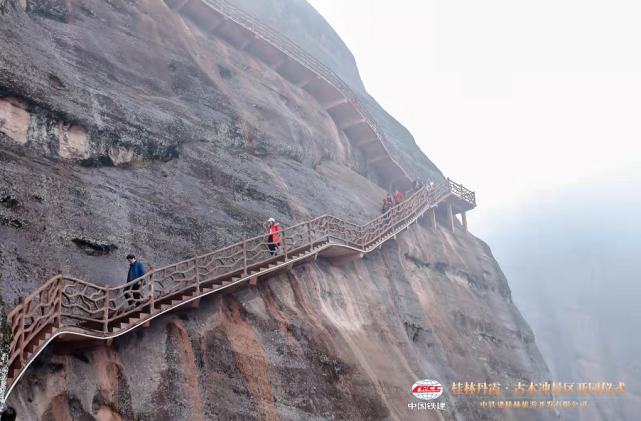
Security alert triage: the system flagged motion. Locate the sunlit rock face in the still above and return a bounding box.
[1,0,553,419]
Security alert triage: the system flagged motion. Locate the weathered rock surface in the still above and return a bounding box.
[0,0,554,419]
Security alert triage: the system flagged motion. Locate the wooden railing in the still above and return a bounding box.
[2,179,473,399]
[201,0,419,180]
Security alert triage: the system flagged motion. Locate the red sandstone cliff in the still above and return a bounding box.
[1,0,554,419]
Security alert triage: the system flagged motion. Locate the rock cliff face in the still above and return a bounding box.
[1,0,554,419]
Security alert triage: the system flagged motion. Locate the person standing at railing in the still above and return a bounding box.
[412,178,424,193]
[386,193,394,207]
[381,198,392,214]
[125,254,146,307]
[266,218,281,256]
[394,190,404,206]
[427,178,435,190]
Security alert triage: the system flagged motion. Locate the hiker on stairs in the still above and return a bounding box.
[394,189,404,206]
[125,254,146,307]
[266,218,281,256]
[381,198,390,214]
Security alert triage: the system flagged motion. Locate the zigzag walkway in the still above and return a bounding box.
[2,179,474,400]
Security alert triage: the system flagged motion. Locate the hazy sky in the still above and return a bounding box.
[305,0,641,238]
[305,2,641,416]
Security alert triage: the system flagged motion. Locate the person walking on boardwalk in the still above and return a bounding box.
[394,189,404,206]
[125,254,146,307]
[382,197,393,220]
[266,218,281,256]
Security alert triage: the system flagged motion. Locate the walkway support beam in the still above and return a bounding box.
[448,204,454,232]
[339,118,365,130]
[295,76,316,88]
[462,211,468,234]
[358,137,378,147]
[322,98,347,110]
[368,154,388,165]
[207,17,226,33]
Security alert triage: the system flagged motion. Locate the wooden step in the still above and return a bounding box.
[25,335,51,353]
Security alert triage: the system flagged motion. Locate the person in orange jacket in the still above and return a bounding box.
[266,218,281,256]
[394,190,404,206]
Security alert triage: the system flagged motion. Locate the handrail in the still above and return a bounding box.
[2,179,473,399]
[201,0,419,181]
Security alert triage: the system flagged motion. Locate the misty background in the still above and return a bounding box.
[306,0,641,419]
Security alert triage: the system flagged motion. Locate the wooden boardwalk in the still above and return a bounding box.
[3,180,474,399]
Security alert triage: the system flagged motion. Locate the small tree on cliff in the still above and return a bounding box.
[0,274,11,408]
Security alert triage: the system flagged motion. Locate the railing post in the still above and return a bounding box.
[17,297,25,357]
[307,222,313,249]
[194,257,201,295]
[103,285,110,333]
[242,240,248,275]
[149,268,155,312]
[56,270,63,325]
[283,228,288,260]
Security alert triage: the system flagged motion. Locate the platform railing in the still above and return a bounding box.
[201,0,419,181]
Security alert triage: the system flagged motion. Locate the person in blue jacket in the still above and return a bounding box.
[125,254,146,307]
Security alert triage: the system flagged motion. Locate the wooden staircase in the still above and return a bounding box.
[2,180,475,399]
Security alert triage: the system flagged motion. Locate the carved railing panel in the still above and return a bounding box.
[281,221,312,256]
[60,277,106,326]
[198,244,245,282]
[6,304,25,366]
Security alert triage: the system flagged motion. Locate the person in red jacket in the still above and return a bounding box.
[394,190,404,206]
[266,218,281,256]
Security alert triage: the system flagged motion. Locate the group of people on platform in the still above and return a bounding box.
[381,177,434,215]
